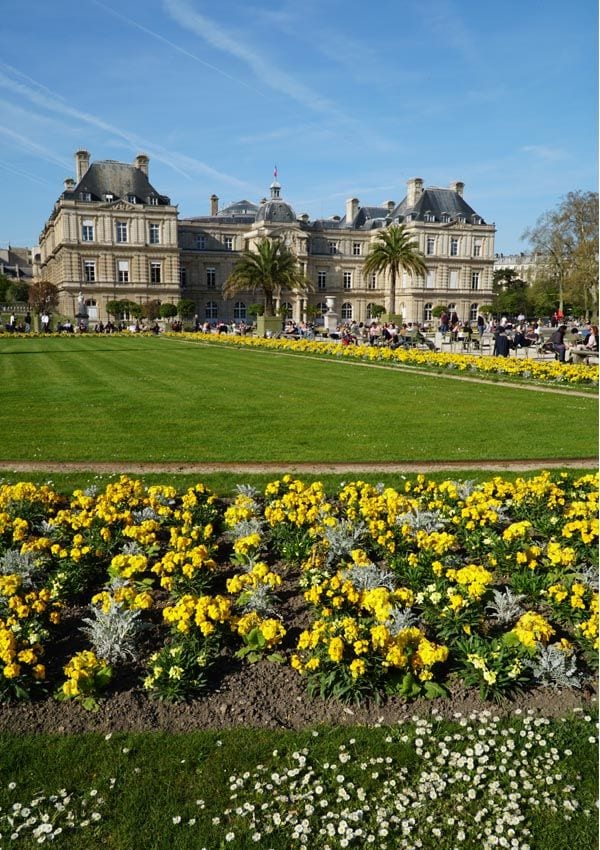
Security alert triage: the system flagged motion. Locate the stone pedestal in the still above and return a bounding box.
[256,315,282,338]
[324,298,338,333]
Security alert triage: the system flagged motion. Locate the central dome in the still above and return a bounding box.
[255,199,296,223]
[255,177,296,223]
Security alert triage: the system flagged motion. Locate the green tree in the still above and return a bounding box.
[28,281,59,313]
[141,299,161,320]
[431,304,447,319]
[247,303,264,317]
[224,238,311,317]
[490,269,533,318]
[177,298,196,319]
[363,225,426,316]
[159,303,178,319]
[522,190,598,319]
[5,281,30,303]
[0,272,11,302]
[106,299,141,319]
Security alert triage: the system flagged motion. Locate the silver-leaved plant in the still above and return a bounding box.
[81,603,145,665]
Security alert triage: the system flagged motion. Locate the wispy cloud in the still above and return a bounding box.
[0,158,54,187]
[0,64,249,188]
[415,0,479,65]
[520,145,566,162]
[0,126,70,171]
[91,0,265,96]
[163,0,336,114]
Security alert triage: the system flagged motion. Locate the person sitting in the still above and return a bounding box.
[493,326,512,357]
[550,324,567,362]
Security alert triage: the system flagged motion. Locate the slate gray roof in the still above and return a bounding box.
[217,200,258,219]
[391,188,485,224]
[255,199,296,224]
[62,160,171,205]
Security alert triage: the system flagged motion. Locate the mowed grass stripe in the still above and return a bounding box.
[0,336,596,462]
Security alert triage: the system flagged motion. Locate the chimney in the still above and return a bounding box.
[75,149,90,183]
[450,181,464,197]
[345,197,359,224]
[385,200,395,215]
[64,178,76,192]
[210,194,219,216]
[134,153,149,176]
[406,177,424,207]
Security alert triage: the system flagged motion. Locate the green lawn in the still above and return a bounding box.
[0,336,596,463]
[0,714,596,850]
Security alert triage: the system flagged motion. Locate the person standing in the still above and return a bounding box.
[41,312,50,332]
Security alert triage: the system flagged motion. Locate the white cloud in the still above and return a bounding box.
[520,145,566,162]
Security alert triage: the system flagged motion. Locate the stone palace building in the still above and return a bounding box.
[35,150,496,325]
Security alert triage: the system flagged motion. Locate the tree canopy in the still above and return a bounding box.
[28,281,59,313]
[490,268,533,318]
[224,238,311,317]
[363,225,426,316]
[522,191,598,319]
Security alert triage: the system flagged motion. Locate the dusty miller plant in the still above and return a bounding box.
[322,520,366,568]
[527,644,582,689]
[451,479,478,500]
[0,549,39,587]
[575,564,599,591]
[132,507,161,523]
[395,509,447,533]
[386,606,420,635]
[341,563,396,591]
[238,584,280,617]
[485,588,526,625]
[81,603,145,665]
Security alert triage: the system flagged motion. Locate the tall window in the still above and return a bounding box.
[149,223,160,245]
[367,272,377,290]
[224,236,234,251]
[343,271,352,290]
[471,271,480,290]
[470,303,479,321]
[150,261,161,284]
[82,220,94,242]
[473,238,482,257]
[450,237,459,257]
[426,270,435,289]
[281,302,292,319]
[424,302,433,321]
[233,301,246,320]
[426,236,435,255]
[449,270,459,289]
[206,268,216,289]
[117,260,129,283]
[196,235,206,250]
[317,271,327,290]
[341,302,353,320]
[205,301,218,320]
[180,266,187,288]
[316,301,328,316]
[84,260,96,282]
[352,242,361,256]
[328,241,338,255]
[116,221,128,243]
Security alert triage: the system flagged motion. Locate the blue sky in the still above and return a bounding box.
[1,0,597,254]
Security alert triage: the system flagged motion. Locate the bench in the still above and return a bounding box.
[569,347,599,365]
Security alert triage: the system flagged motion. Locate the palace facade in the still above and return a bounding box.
[36,150,496,325]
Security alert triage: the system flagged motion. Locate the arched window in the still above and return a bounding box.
[233,301,246,320]
[447,303,456,312]
[316,301,328,316]
[280,302,293,319]
[470,303,479,321]
[205,301,218,320]
[341,302,353,320]
[424,302,433,321]
[366,302,383,319]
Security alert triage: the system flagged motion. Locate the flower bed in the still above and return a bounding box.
[0,473,597,708]
[172,332,599,387]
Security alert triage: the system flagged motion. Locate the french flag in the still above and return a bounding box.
[274,164,278,178]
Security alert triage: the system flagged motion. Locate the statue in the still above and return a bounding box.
[75,291,88,319]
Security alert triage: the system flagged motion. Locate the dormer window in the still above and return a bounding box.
[80,191,92,202]
[127,194,137,204]
[440,213,449,223]
[105,193,114,203]
[148,196,158,206]
[457,215,465,223]
[472,215,482,224]
[424,212,435,222]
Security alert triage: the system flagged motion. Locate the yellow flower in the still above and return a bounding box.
[327,636,344,663]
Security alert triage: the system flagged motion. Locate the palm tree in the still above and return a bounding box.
[363,225,427,316]
[224,238,310,317]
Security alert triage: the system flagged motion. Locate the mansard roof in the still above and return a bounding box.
[217,200,258,219]
[391,188,485,224]
[62,161,171,205]
[255,198,296,224]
